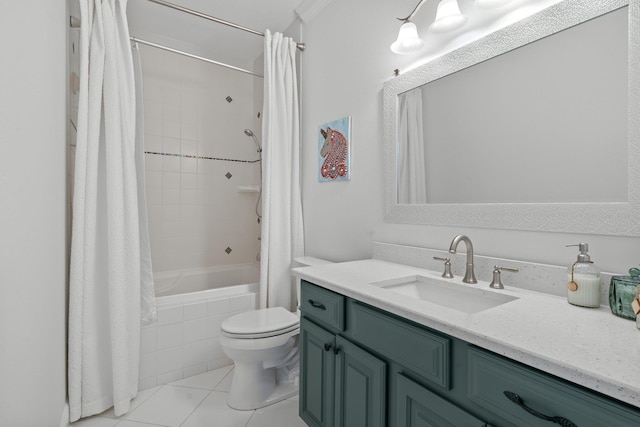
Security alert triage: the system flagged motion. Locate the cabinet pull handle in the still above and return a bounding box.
[333,346,341,355]
[503,391,578,427]
[324,343,332,352]
[308,299,326,310]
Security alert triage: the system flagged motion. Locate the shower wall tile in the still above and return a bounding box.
[184,341,209,366]
[139,353,157,379]
[180,206,198,222]
[145,101,162,121]
[162,189,180,206]
[146,119,163,137]
[181,140,197,155]
[157,347,182,374]
[162,156,180,173]
[181,158,198,174]
[145,154,163,171]
[162,103,180,122]
[140,326,157,354]
[162,206,180,223]
[137,286,258,390]
[228,295,253,313]
[180,174,197,190]
[140,43,260,276]
[184,302,208,320]
[157,306,183,326]
[163,136,181,153]
[145,134,162,152]
[163,172,180,189]
[157,323,184,350]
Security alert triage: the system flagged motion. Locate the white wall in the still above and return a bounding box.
[0,2,67,426]
[139,45,262,274]
[300,0,640,275]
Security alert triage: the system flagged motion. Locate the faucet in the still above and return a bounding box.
[448,235,477,284]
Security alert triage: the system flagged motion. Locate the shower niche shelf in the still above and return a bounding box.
[237,186,260,193]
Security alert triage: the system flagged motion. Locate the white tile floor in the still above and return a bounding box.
[71,366,307,427]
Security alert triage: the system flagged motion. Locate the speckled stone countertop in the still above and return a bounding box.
[292,259,640,409]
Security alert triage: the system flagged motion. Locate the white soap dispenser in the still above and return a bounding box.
[566,243,601,308]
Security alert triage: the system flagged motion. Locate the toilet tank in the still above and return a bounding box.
[293,257,333,311]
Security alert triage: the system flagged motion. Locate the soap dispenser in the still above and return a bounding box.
[566,243,601,308]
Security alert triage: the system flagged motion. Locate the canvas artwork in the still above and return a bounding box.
[318,116,351,182]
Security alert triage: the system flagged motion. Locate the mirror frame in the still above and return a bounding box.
[383,0,640,236]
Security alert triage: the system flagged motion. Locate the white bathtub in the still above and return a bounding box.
[154,264,260,298]
[138,264,260,390]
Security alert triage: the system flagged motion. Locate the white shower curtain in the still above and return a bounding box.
[397,88,427,204]
[259,30,305,310]
[68,0,155,420]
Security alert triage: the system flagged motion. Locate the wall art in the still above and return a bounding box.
[318,116,351,182]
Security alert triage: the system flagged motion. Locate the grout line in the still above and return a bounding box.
[178,389,214,427]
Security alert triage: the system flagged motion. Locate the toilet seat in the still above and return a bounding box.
[221,307,300,339]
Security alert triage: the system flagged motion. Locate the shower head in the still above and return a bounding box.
[244,129,262,152]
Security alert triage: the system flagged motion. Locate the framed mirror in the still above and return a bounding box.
[383,0,640,236]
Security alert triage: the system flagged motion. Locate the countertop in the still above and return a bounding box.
[292,259,640,409]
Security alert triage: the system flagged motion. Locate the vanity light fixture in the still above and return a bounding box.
[390,0,466,54]
[429,0,467,32]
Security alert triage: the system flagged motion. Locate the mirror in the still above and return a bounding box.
[383,0,640,236]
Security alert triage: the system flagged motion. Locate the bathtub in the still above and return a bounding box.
[138,264,260,390]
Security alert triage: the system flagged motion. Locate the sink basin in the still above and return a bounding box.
[370,275,518,314]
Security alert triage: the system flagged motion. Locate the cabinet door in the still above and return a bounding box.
[396,374,486,427]
[300,317,337,427]
[334,336,387,427]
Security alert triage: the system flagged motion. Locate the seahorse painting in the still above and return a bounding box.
[318,117,351,182]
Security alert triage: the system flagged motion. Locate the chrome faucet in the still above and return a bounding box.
[448,235,477,284]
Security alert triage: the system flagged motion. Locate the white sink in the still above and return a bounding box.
[370,275,518,314]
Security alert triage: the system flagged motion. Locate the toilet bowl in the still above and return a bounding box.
[219,256,332,410]
[220,307,300,410]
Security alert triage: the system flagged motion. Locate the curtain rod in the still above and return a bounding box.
[130,37,263,78]
[147,0,306,52]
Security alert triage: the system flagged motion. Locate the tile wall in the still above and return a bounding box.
[139,287,258,390]
[139,44,262,274]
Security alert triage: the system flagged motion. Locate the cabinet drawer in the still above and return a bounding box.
[467,347,640,426]
[301,281,345,331]
[396,374,485,427]
[349,302,450,389]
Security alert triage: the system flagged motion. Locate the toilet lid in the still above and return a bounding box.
[221,307,299,338]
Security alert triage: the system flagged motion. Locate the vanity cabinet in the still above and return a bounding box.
[299,280,640,427]
[300,285,386,427]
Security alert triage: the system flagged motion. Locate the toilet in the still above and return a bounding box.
[220,257,332,410]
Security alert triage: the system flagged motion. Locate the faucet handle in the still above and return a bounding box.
[489,265,519,289]
[433,257,454,279]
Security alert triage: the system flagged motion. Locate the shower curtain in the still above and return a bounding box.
[397,88,427,204]
[68,0,156,420]
[260,30,305,310]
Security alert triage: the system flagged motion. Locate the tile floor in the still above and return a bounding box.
[72,366,307,427]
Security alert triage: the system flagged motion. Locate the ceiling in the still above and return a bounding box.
[127,0,305,70]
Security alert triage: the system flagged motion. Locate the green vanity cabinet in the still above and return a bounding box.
[300,284,387,427]
[467,347,640,426]
[300,317,336,427]
[299,280,640,427]
[396,374,485,427]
